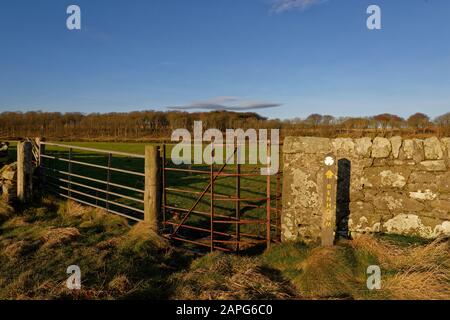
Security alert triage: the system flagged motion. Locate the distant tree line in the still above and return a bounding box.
[284,112,450,138]
[0,110,279,141]
[1,110,450,141]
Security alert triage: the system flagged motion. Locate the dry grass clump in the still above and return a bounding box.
[383,267,449,300]
[294,246,357,299]
[65,200,91,217]
[0,201,13,224]
[260,241,370,299]
[350,235,450,299]
[96,237,121,250]
[382,240,450,300]
[117,222,170,255]
[171,252,298,300]
[108,274,132,294]
[127,222,168,246]
[42,227,80,248]
[394,239,449,270]
[2,240,26,260]
[350,235,400,267]
[2,216,28,229]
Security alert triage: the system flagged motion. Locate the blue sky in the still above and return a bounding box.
[0,0,449,119]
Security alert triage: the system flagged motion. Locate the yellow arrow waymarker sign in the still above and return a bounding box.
[325,170,334,179]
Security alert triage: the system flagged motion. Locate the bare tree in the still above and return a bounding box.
[407,113,430,134]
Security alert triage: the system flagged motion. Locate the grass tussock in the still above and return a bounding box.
[42,227,81,248]
[0,201,13,224]
[292,246,358,299]
[170,252,298,300]
[382,240,450,300]
[350,235,450,299]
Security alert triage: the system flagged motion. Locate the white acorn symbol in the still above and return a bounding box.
[324,156,334,166]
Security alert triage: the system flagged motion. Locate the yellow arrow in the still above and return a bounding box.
[325,170,334,179]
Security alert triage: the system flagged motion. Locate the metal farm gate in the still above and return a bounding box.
[161,143,282,253]
[39,142,146,222]
[38,141,282,253]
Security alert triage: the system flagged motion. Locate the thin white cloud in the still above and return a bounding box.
[167,97,282,111]
[271,0,327,13]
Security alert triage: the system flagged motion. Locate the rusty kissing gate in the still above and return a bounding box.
[38,142,282,253]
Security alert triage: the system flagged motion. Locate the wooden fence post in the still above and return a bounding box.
[17,141,33,202]
[144,145,161,231]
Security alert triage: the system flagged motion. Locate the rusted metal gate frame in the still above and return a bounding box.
[161,142,282,253]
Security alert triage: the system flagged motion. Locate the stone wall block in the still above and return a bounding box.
[437,172,450,193]
[372,137,391,158]
[441,138,450,158]
[418,160,446,172]
[355,137,372,157]
[332,138,355,156]
[403,139,424,162]
[283,136,331,154]
[424,137,444,160]
[390,136,402,159]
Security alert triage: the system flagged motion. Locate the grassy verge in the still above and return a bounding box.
[172,236,449,300]
[0,197,193,299]
[0,198,448,300]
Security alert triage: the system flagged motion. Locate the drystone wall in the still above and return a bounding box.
[281,136,450,242]
[0,162,17,203]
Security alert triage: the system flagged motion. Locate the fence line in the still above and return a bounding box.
[41,154,145,177]
[37,140,282,253]
[40,167,145,194]
[41,142,146,159]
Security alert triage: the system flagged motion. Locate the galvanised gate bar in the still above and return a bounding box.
[39,142,146,222]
